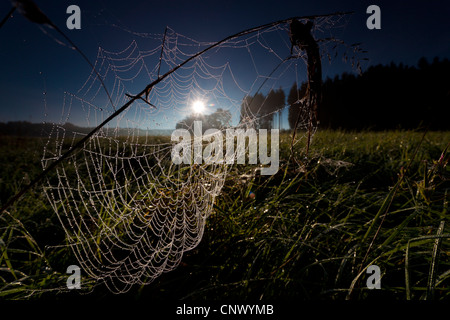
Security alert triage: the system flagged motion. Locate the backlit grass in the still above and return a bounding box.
[0,130,449,300]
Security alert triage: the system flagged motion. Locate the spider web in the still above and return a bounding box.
[41,14,352,293]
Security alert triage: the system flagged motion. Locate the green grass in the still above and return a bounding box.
[0,130,449,300]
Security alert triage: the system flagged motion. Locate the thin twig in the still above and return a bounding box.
[142,26,168,104]
[157,26,168,78]
[0,6,16,30]
[125,93,157,108]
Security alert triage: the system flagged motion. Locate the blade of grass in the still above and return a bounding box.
[405,233,450,300]
[426,220,445,300]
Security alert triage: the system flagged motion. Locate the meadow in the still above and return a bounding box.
[0,130,449,300]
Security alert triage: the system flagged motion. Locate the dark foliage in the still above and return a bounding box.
[316,57,450,130]
[175,108,232,133]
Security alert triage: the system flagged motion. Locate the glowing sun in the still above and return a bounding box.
[192,100,205,114]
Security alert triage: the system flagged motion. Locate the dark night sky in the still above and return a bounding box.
[0,0,449,126]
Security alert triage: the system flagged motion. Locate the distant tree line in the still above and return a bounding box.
[0,121,172,137]
[242,57,449,131]
[240,88,286,130]
[290,57,450,130]
[0,121,58,137]
[2,57,448,137]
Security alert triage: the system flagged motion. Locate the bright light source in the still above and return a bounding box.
[192,100,205,113]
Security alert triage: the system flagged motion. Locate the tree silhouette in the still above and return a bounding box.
[265,88,286,129]
[240,88,285,130]
[176,108,232,133]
